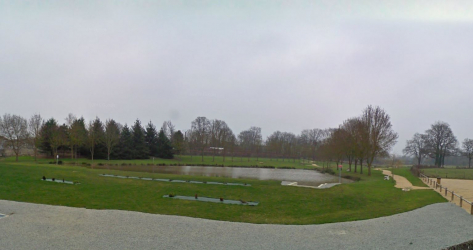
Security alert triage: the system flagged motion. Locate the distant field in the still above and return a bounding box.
[0,158,445,225]
[422,168,473,180]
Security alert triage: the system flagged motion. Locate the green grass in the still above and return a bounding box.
[391,167,428,187]
[422,168,473,180]
[0,158,446,225]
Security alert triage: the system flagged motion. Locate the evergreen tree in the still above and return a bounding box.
[145,121,159,157]
[38,118,58,156]
[117,125,133,159]
[157,129,174,159]
[172,130,185,155]
[131,119,149,159]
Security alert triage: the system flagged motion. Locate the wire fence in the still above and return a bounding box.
[420,173,473,215]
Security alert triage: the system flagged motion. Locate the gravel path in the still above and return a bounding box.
[0,200,472,249]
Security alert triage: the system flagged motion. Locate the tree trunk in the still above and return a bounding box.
[360,159,363,174]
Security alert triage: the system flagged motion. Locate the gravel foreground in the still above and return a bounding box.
[0,200,472,250]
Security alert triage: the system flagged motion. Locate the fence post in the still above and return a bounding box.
[460,197,463,207]
[471,204,473,215]
[451,191,454,201]
[445,188,448,196]
[440,186,442,192]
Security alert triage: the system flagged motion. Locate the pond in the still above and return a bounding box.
[144,165,352,187]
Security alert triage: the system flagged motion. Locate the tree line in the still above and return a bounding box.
[0,105,398,175]
[403,121,473,168]
[0,114,174,163]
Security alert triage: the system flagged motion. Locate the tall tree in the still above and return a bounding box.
[87,117,104,164]
[28,114,43,162]
[145,121,159,157]
[403,133,427,165]
[65,113,77,159]
[69,117,87,159]
[190,117,211,161]
[131,119,149,159]
[39,118,57,156]
[461,138,473,168]
[361,105,398,176]
[0,114,29,161]
[299,128,326,161]
[157,129,174,159]
[104,119,120,161]
[117,125,133,159]
[238,126,262,161]
[161,121,176,143]
[424,121,457,167]
[49,124,68,160]
[172,130,185,155]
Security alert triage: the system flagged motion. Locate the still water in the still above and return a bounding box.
[150,165,352,187]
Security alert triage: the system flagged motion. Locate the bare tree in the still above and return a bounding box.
[162,121,176,143]
[208,119,234,162]
[238,127,262,161]
[403,133,427,165]
[29,114,43,162]
[424,121,457,167]
[190,117,211,161]
[104,119,120,161]
[361,105,398,176]
[0,114,29,161]
[462,138,473,168]
[299,128,326,161]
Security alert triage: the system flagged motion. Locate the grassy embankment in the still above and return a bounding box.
[0,157,445,224]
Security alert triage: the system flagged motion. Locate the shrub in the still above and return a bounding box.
[57,160,63,165]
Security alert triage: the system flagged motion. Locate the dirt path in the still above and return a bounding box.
[425,178,473,213]
[380,169,430,190]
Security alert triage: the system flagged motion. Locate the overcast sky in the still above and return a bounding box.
[1,0,473,154]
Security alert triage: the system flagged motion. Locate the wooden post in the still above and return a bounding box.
[445,188,448,196]
[460,197,463,207]
[451,191,454,201]
[440,186,442,192]
[471,203,473,215]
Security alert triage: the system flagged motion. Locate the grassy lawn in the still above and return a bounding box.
[422,168,473,180]
[391,167,428,187]
[0,158,445,225]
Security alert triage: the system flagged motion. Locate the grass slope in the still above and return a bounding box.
[0,159,445,224]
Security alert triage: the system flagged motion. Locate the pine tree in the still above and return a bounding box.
[145,121,159,157]
[172,130,185,155]
[131,119,149,159]
[117,125,133,159]
[157,129,174,159]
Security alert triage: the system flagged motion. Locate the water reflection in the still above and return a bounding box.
[147,165,352,187]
